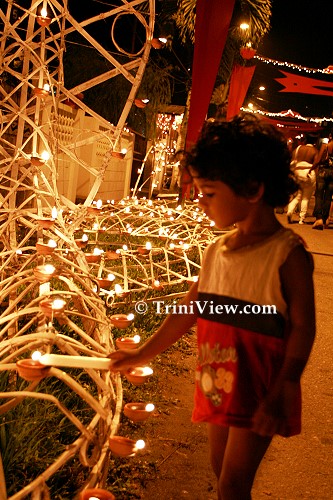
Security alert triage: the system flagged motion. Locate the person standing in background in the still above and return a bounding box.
[286,134,318,224]
[312,132,333,230]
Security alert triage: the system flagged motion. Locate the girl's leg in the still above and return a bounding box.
[299,178,315,223]
[219,427,272,500]
[322,177,333,223]
[207,423,229,483]
[287,190,301,221]
[313,176,325,220]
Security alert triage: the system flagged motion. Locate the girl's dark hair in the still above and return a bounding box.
[185,113,298,207]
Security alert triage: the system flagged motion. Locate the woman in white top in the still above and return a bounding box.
[286,134,318,224]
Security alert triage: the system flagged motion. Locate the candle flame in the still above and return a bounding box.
[41,8,48,18]
[48,239,57,248]
[51,206,57,219]
[133,334,140,343]
[131,366,153,376]
[44,264,55,274]
[135,439,146,450]
[96,199,102,209]
[52,298,66,310]
[145,242,152,250]
[82,234,88,242]
[41,150,50,160]
[107,273,115,281]
[114,284,123,294]
[126,313,135,321]
[32,351,42,361]
[145,403,155,412]
[93,247,103,255]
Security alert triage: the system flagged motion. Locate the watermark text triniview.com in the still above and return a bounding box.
[134,300,277,315]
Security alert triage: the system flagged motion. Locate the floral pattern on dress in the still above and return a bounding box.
[199,365,234,407]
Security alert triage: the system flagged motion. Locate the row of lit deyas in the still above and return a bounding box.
[27,200,157,495]
[15,311,154,500]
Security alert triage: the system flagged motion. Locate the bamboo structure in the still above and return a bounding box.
[0,1,160,497]
[0,1,221,497]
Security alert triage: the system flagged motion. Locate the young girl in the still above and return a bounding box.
[109,114,316,500]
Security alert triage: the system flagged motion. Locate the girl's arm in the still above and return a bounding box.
[252,245,316,436]
[109,282,199,371]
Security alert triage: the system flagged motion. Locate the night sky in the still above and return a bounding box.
[249,0,332,118]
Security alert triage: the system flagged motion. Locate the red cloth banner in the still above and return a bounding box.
[227,64,256,120]
[185,0,236,149]
[276,71,333,96]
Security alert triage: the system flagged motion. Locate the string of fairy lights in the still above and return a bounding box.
[254,54,333,75]
[241,106,333,124]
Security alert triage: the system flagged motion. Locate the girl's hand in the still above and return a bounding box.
[108,348,147,372]
[252,381,300,436]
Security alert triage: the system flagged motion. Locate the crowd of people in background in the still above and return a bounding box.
[285,130,333,229]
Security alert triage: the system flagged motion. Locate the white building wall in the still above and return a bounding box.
[42,103,134,204]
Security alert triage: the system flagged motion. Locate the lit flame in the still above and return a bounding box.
[126,313,135,321]
[52,298,66,310]
[145,403,155,412]
[107,273,115,281]
[51,206,57,219]
[32,351,42,361]
[82,234,88,242]
[93,247,103,255]
[48,239,57,248]
[40,8,48,18]
[96,199,102,209]
[43,264,55,274]
[41,150,50,162]
[131,366,153,376]
[135,439,146,451]
[145,242,152,250]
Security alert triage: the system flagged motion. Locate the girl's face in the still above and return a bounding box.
[193,178,251,228]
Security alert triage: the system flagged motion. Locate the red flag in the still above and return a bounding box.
[185,0,236,149]
[276,71,333,96]
[227,64,256,120]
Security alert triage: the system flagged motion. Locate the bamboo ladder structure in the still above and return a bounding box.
[0,1,158,497]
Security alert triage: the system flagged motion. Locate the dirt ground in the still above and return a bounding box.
[135,327,332,500]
